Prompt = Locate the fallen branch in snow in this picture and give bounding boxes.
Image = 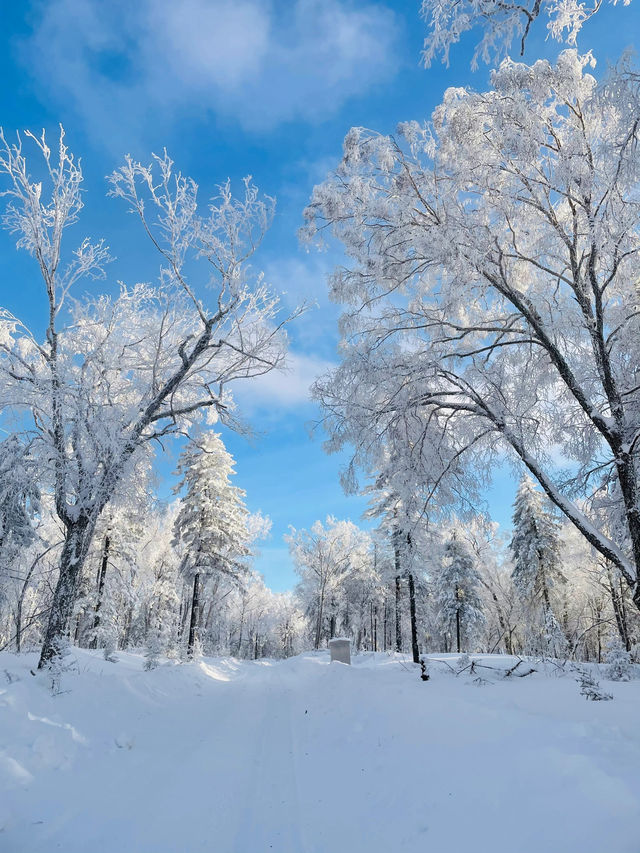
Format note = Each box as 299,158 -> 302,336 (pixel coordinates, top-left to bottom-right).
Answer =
467,658 -> 537,679
577,671 -> 613,701
503,659 -> 537,678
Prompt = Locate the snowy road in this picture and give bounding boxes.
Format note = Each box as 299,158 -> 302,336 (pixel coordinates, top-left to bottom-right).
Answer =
2,650 -> 640,852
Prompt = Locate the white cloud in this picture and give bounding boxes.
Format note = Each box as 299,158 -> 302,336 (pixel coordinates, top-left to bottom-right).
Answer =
232,350 -> 335,412
19,0 -> 399,142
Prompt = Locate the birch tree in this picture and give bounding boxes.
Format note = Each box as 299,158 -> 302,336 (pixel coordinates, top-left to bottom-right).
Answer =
0,128 -> 298,667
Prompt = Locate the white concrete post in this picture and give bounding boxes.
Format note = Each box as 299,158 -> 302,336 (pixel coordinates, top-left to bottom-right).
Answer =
329,638 -> 351,665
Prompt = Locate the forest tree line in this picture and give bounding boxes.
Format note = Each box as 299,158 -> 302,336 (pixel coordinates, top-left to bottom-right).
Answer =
2,0 -> 640,669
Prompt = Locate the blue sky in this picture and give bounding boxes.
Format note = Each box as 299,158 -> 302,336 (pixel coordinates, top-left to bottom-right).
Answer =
0,0 -> 637,590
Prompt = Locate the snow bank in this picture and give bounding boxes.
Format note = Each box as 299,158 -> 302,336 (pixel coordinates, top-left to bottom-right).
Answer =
1,649 -> 639,852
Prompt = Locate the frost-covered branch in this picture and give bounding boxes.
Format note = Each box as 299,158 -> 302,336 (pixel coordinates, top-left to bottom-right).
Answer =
304,52 -> 640,609
420,0 -> 629,69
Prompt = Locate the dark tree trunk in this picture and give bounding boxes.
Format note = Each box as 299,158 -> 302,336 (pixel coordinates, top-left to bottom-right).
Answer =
236,596 -> 246,657
408,573 -> 420,664
90,535 -> 111,648
179,584 -> 191,642
15,564 -> 36,653
187,572 -> 201,658
38,517 -> 94,669
395,576 -> 402,652
383,597 -> 388,651
15,603 -> 23,654
456,606 -> 461,654
314,585 -> 326,650
607,564 -> 631,651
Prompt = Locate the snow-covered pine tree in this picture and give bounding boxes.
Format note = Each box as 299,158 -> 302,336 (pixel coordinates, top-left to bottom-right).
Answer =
511,475 -> 565,608
173,433 -> 252,657
510,475 -> 567,655
435,533 -> 484,653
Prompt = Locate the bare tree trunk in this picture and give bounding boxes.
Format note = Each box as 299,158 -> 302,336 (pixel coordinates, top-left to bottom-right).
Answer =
606,564 -> 631,651
90,535 -> 111,648
187,572 -> 201,658
15,545 -> 58,652
383,597 -> 388,651
178,583 -> 191,643
38,517 -> 94,669
395,576 -> 402,652
456,605 -> 461,654
236,596 -> 246,657
408,573 -> 420,664
315,585 -> 325,650
15,602 -> 23,654
478,576 -> 512,654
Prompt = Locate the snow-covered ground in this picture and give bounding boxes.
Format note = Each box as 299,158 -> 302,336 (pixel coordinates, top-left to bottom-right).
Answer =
1,649 -> 639,853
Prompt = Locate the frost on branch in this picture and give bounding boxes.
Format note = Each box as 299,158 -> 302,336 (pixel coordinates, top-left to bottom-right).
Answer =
420,0 -> 630,69
0,128 -> 298,668
304,51 -> 640,615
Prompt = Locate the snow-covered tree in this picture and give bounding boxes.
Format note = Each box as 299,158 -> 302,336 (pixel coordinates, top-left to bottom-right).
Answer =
0,436 -> 40,578
287,517 -> 373,649
420,0 -> 625,69
304,52 -> 640,615
510,476 -> 568,656
511,476 -> 565,609
604,639 -> 633,681
434,533 -> 484,652
0,129 -> 297,668
173,433 -> 256,657
365,484 -> 425,660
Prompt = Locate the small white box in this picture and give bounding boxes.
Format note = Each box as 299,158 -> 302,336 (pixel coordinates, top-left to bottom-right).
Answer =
329,638 -> 351,665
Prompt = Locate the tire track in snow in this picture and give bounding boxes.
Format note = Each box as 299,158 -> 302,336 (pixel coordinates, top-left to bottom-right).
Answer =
232,666 -> 308,853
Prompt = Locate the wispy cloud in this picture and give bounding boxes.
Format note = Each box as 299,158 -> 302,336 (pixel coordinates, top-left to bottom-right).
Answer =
232,350 -> 335,414
18,0 -> 399,145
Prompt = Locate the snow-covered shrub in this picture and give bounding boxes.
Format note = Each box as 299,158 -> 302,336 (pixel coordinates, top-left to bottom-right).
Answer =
604,642 -> 632,682
457,653 -> 471,672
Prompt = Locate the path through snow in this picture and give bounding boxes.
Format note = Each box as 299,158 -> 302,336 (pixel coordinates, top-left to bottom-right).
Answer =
1,650 -> 639,852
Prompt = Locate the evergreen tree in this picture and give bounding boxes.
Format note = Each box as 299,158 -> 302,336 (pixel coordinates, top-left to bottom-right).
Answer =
435,533 -> 484,653
510,475 -> 565,609
173,433 -> 252,657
